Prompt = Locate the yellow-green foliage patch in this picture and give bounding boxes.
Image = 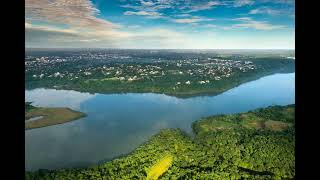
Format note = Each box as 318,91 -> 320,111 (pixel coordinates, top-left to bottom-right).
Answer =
281,107 -> 295,121
239,114 -> 264,130
242,119 -> 265,130
84,79 -> 99,83
197,116 -> 238,133
25,107 -> 86,130
100,77 -> 119,81
146,154 -> 174,180
264,120 -> 290,131
194,106 -> 294,135
25,105 -> 295,179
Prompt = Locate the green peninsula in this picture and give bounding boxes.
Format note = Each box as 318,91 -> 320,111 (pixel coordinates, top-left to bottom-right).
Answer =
25,50 -> 295,97
26,104 -> 295,179
25,102 -> 86,130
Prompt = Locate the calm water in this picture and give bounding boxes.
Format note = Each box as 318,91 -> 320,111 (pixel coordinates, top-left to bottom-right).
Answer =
25,73 -> 295,171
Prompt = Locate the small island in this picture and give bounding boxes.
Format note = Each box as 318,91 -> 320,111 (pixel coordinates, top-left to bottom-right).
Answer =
26,104 -> 294,179
25,102 -> 86,130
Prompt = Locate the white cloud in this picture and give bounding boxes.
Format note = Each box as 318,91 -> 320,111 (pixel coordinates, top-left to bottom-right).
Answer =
184,1 -> 222,13
249,7 -> 281,15
25,0 -> 294,49
26,88 -> 95,110
140,0 -> 155,6
26,22 -> 197,48
175,14 -> 192,17
173,19 -> 199,23
204,24 -> 233,30
232,17 -> 285,30
249,6 -> 295,17
25,23 -> 79,39
121,1 -> 172,12
25,22 -> 132,47
123,28 -> 198,49
124,10 -> 162,18
172,17 -> 214,24
234,0 -> 254,7
26,0 -> 120,30
27,24 -> 121,40
122,0 -> 223,17
259,0 -> 295,4
26,23 -> 294,49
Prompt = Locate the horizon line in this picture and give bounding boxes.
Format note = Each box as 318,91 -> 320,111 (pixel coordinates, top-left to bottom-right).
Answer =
25,48 -> 295,50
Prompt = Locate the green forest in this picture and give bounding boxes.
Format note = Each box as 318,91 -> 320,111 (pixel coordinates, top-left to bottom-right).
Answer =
26,104 -> 295,179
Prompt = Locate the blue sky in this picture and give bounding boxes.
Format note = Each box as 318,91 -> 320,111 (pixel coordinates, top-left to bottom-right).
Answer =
25,0 -> 295,49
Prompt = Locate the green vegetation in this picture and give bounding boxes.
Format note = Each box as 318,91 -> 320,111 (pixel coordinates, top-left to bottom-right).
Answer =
25,102 -> 37,112
26,52 -> 295,98
26,104 -> 294,179
25,103 -> 86,130
146,154 -> 173,180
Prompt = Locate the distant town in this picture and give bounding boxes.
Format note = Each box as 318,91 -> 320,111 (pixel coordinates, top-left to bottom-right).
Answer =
25,50 -> 295,97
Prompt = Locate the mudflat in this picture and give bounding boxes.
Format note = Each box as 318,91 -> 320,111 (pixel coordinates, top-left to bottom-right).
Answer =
25,107 -> 86,130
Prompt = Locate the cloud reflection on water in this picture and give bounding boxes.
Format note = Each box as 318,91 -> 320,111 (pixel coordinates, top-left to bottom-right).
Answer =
25,73 -> 295,171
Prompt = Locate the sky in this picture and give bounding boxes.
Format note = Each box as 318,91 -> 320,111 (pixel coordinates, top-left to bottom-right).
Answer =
25,0 -> 295,49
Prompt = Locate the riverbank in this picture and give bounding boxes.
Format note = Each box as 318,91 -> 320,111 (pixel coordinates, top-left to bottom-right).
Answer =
25,103 -> 86,130
26,104 -> 295,179
26,57 -> 294,98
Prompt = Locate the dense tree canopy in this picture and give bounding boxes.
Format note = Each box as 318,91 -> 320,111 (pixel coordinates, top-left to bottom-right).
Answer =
26,105 -> 295,179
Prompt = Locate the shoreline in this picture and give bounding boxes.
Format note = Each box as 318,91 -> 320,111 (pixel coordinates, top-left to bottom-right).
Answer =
25,72 -> 295,99
26,104 -> 295,179
25,106 -> 87,130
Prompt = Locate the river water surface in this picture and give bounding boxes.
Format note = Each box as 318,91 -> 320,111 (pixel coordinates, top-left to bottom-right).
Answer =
25,73 -> 295,171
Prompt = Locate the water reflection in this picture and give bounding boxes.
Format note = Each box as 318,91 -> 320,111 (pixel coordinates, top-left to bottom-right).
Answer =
25,73 -> 295,171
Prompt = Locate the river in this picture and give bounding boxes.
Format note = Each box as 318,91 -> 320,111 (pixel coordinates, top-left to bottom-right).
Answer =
25,73 -> 295,171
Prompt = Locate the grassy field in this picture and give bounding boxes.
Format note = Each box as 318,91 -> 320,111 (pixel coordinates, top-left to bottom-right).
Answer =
26,104 -> 294,179
25,104 -> 86,130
